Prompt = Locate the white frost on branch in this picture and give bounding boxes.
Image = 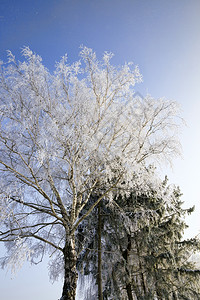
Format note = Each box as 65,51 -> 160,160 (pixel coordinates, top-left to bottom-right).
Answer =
0,46 -> 182,281
0,237 -> 33,274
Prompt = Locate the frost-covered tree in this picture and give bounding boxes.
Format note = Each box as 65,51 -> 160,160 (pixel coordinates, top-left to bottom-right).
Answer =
83,180 -> 200,300
128,187 -> 200,300
0,47 -> 181,299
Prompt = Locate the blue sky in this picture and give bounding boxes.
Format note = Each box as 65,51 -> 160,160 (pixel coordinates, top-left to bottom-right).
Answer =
0,1 -> 200,299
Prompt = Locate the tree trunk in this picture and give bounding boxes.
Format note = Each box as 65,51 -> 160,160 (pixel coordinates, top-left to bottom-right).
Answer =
153,266 -> 163,300
126,282 -> 134,300
61,236 -> 78,300
122,234 -> 134,300
97,202 -> 103,300
135,238 -> 147,297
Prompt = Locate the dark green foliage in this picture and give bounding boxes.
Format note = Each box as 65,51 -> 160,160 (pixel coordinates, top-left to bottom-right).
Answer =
77,180 -> 200,299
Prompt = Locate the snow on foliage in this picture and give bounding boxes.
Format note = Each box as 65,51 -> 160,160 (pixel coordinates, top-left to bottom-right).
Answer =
0,46 -> 182,298
0,237 -> 33,274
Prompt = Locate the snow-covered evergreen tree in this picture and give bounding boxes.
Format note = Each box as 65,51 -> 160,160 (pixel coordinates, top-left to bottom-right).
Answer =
79,178 -> 200,299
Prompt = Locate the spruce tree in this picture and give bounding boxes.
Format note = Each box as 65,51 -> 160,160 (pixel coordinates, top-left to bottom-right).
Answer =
77,178 -> 200,300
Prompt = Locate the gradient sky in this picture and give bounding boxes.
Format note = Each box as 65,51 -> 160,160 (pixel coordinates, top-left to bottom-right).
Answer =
0,1 -> 200,299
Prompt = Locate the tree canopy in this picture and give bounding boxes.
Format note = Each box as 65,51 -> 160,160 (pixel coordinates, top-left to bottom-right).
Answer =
0,47 -> 183,299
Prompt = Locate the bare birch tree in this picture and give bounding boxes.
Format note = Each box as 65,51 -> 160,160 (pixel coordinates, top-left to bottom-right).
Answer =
0,47 -> 181,299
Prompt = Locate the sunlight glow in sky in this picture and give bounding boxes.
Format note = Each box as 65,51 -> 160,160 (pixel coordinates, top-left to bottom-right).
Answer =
0,1 -> 200,299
